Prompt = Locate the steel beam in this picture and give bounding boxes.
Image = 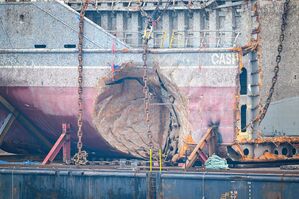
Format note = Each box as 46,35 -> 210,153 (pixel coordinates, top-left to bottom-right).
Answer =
183,128 -> 214,169
42,123 -> 71,165
0,113 -> 15,146
0,95 -> 52,150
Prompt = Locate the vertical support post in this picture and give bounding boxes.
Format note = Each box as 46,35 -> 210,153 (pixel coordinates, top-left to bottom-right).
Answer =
162,13 -> 170,48
249,52 -> 259,138
62,123 -> 71,165
224,1 -> 233,47
150,148 -> 153,172
131,13 -> 139,47
116,12 -> 124,39
208,129 -> 217,156
209,10 -> 217,47
159,149 -> 162,172
193,12 -> 201,48
101,12 -> 109,30
177,11 -> 185,48
42,123 -> 71,165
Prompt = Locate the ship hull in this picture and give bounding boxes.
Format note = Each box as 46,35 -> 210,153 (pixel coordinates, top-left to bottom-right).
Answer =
0,86 -> 126,157
0,84 -> 236,158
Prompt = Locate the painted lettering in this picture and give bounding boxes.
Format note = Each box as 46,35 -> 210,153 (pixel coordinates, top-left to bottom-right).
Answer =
211,53 -> 236,65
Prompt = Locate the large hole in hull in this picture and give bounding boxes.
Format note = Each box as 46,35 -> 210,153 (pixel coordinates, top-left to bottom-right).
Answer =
92,64 -> 189,159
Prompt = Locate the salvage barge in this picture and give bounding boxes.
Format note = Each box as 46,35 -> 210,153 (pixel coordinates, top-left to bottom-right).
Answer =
1,0 -> 299,163
1,164 -> 299,198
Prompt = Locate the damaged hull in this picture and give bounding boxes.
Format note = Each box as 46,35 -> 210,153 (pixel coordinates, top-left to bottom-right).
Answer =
0,0 -> 240,158
0,47 -> 239,158
0,81 -> 237,158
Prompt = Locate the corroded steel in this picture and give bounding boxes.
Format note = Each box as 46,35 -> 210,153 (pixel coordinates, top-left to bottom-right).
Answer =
237,136 -> 299,145
234,48 -> 243,139
72,0 -> 89,165
257,0 -> 290,124
141,0 -> 172,157
244,0 -> 291,130
142,40 -> 154,153
183,128 -> 213,169
5,0 -> 297,163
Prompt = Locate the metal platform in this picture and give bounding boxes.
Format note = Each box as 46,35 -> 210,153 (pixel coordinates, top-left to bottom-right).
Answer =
0,165 -> 299,199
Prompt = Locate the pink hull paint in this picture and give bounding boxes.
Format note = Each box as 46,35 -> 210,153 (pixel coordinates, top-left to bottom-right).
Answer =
0,86 -> 123,157
180,87 -> 236,144
0,85 -> 236,157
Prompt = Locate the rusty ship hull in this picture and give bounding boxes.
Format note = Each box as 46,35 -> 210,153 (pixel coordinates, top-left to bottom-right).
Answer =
1,0 -> 299,162
0,81 -> 237,157
0,48 -> 239,157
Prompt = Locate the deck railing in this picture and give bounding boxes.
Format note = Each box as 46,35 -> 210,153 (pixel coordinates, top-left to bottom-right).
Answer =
108,30 -> 241,48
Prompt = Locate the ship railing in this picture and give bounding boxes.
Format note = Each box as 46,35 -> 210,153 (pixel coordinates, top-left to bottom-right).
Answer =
108,30 -> 167,48
108,30 -> 241,48
64,0 -> 219,12
169,30 -> 241,48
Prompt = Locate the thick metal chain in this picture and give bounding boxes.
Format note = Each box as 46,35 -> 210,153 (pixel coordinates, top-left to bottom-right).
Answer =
141,0 -> 172,154
142,39 -> 154,150
73,0 -> 89,165
245,0 -> 290,130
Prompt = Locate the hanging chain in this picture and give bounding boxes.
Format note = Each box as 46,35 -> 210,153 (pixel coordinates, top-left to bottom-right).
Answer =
72,0 -> 90,165
142,38 -> 154,150
141,0 -> 171,154
244,0 -> 290,130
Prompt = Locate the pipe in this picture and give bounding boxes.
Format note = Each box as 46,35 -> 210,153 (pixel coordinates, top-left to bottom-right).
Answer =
0,168 -> 146,177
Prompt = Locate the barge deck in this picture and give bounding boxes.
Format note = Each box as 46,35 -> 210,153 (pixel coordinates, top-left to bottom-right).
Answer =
0,164 -> 299,199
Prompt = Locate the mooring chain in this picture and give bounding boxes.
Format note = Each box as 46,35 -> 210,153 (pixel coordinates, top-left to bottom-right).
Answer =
142,39 -> 154,151
72,0 -> 90,165
244,0 -> 290,131
141,0 -> 172,156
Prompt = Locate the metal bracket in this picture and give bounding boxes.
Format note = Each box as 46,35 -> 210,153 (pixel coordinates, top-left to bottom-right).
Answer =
42,123 -> 71,165
183,128 -> 216,169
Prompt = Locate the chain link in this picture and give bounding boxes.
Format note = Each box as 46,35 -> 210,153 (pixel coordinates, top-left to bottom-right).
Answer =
244,0 -> 290,131
142,37 -> 154,150
72,0 -> 90,165
141,0 -> 172,155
